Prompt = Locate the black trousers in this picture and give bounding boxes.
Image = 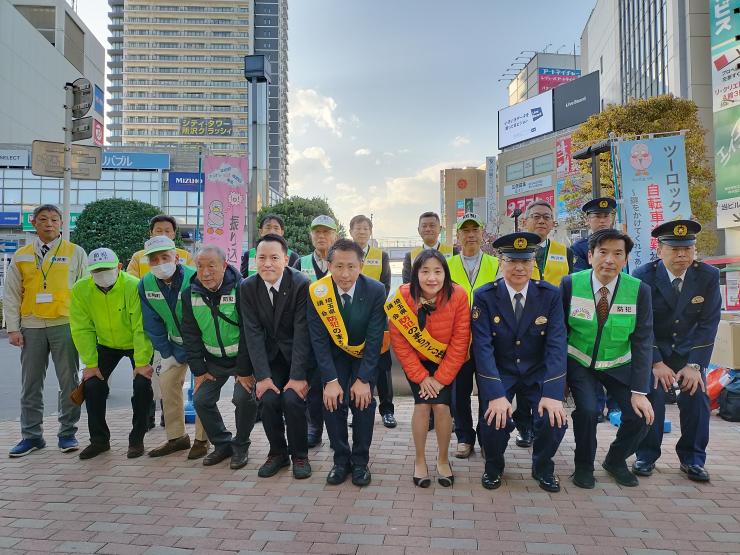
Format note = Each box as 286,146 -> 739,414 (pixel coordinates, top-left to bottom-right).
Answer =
512,392 -> 533,435
84,345 -> 153,446
306,370 -> 324,438
567,361 -> 649,471
375,350 -> 394,415
260,354 -> 308,458
452,358 -> 478,444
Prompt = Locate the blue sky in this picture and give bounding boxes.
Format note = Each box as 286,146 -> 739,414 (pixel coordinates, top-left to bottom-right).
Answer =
77,0 -> 595,238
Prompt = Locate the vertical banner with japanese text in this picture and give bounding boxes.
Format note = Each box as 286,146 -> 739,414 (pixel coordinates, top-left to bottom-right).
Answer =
555,135 -> 590,221
619,136 -> 692,269
202,156 -> 248,267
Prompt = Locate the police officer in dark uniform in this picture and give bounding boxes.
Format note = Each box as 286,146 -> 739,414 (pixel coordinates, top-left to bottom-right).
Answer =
572,197 -> 617,272
472,232 -> 568,492
632,220 -> 720,482
572,197 -> 620,421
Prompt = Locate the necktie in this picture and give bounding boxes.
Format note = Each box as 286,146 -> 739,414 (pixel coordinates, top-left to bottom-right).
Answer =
514,292 -> 524,324
41,244 -> 49,258
596,286 -> 610,326
672,277 -> 683,295
341,293 -> 352,310
270,287 -> 278,310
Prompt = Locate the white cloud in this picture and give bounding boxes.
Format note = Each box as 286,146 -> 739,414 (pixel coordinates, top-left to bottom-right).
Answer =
451,135 -> 471,147
289,88 -> 342,137
290,146 -> 332,171
354,148 -> 371,157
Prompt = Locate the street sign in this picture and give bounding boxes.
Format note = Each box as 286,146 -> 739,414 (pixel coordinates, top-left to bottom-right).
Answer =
31,140 -> 102,180
71,116 -> 93,142
71,78 -> 92,119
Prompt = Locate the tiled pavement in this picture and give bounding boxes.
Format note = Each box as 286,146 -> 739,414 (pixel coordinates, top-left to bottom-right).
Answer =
0,398 -> 738,555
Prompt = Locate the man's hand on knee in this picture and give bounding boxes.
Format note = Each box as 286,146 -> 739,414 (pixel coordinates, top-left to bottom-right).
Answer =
83,367 -> 104,382
255,377 -> 280,400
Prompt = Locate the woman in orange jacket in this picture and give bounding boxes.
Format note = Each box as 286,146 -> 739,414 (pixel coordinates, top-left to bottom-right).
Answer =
387,250 -> 471,487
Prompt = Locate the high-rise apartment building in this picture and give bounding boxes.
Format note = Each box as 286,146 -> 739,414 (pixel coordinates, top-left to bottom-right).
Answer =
107,0 -> 288,197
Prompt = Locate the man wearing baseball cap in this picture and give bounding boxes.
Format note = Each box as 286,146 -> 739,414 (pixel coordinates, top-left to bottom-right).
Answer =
447,213 -> 499,459
70,248 -> 154,460
138,236 -> 209,460
632,219 -> 720,482
292,214 -> 338,447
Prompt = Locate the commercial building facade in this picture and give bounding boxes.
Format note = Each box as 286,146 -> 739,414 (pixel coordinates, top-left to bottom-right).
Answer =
440,168 -> 486,243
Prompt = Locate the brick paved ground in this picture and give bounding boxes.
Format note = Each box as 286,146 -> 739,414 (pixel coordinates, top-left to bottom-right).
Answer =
0,398 -> 738,554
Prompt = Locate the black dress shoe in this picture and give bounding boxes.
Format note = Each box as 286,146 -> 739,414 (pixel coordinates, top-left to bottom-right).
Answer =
202,447 -> 233,466
413,476 -> 431,488
532,471 -> 560,492
680,464 -> 710,482
571,467 -> 595,489
79,443 -> 110,460
230,450 -> 249,470
602,460 -> 639,487
307,433 -> 321,448
515,430 -> 533,448
127,443 -> 145,459
437,462 -> 454,487
632,460 -> 655,477
326,464 -> 351,485
352,465 -> 372,487
382,413 -> 397,428
258,454 -> 290,477
481,472 -> 502,490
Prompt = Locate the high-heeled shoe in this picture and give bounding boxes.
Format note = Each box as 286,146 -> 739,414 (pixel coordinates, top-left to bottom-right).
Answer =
413,463 -> 431,488
437,462 -> 454,487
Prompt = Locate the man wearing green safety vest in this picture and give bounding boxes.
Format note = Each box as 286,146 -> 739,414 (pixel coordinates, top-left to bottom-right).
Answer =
181,245 -> 257,470
448,212 -> 499,459
292,214 -> 338,447
240,213 -> 300,278
561,228 -> 655,489
138,236 -> 209,460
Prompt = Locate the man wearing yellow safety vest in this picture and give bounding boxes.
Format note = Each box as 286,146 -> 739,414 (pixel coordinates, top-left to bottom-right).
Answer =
447,213 -> 499,459
127,214 -> 193,430
138,236 -> 209,460
292,214 -> 338,447
515,199 -> 575,448
240,213 -> 300,278
562,228 -> 654,489
307,239 -> 387,487
5,204 -> 87,457
70,248 -> 154,460
349,214 -> 397,429
180,245 -> 257,470
402,212 -> 457,284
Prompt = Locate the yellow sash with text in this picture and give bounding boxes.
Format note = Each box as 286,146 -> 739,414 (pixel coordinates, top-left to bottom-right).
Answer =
309,275 -> 365,358
384,293 -> 448,364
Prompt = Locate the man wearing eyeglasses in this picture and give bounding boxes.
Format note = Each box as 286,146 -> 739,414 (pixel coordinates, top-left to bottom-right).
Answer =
514,200 -> 574,448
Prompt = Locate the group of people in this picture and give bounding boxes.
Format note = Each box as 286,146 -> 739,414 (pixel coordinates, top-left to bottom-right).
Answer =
4,196 -> 720,491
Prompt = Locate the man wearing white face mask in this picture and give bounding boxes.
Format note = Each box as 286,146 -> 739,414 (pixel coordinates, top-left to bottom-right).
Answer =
138,236 -> 209,459
70,248 -> 154,460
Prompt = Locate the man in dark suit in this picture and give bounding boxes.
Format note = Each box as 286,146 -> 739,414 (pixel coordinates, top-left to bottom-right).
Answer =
562,228 -> 655,489
240,234 -> 313,479
632,220 -> 720,482
307,239 -> 387,487
401,212 -> 457,284
473,232 -> 568,492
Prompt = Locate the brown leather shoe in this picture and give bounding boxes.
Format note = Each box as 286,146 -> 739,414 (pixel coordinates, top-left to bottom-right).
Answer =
127,444 -> 145,459
187,439 -> 209,460
148,435 -> 191,458
455,443 -> 474,459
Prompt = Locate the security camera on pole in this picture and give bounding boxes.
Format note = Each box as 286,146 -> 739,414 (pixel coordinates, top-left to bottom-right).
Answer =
63,78 -> 93,240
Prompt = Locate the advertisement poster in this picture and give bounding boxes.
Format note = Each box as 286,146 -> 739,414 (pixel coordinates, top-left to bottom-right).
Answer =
506,190 -> 554,217
555,135 -> 590,221
619,135 -> 692,268
715,105 -> 740,228
498,90 -> 554,148
538,67 -> 581,93
202,156 -> 249,266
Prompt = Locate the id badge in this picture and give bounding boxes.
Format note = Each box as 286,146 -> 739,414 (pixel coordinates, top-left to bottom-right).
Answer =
36,293 -> 53,304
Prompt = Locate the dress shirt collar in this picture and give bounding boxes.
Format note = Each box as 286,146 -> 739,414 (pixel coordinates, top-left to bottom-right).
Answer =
504,280 -> 529,304
664,266 -> 688,283
422,241 -> 441,251
36,234 -> 61,255
263,273 -> 283,295
591,271 -> 619,299
337,282 -> 356,301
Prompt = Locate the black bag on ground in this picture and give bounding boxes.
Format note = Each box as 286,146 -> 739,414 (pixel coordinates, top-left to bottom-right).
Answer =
719,388 -> 740,422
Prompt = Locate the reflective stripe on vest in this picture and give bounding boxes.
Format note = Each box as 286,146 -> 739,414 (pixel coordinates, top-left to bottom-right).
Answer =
410,243 -> 454,264
567,270 -> 639,371
447,253 -> 499,306
142,266 -> 196,345
247,247 -> 293,277
16,240 -> 75,319
300,254 -> 318,282
533,240 -> 569,286
191,288 -> 240,358
361,246 -> 383,281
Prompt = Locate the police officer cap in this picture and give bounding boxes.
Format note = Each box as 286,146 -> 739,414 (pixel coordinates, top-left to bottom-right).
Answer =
651,219 -> 701,246
582,197 -> 616,214
493,232 -> 540,259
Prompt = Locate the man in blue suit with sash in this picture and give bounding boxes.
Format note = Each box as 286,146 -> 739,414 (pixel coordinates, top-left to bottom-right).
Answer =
307,239 -> 387,487
562,228 -> 655,489
632,220 -> 720,482
472,232 -> 568,492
